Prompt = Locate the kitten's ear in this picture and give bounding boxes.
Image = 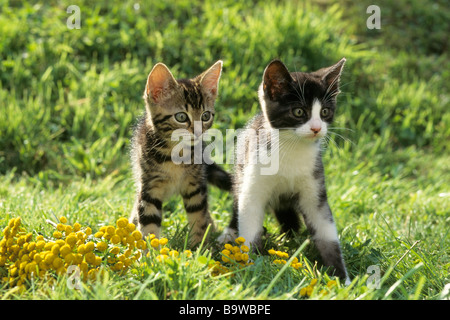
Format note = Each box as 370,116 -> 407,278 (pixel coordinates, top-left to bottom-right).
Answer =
198,60 -> 223,100
263,59 -> 293,101
145,63 -> 178,104
320,57 -> 346,94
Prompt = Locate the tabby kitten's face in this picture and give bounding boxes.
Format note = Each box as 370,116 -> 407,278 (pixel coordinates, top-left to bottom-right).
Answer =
259,58 -> 346,141
144,61 -> 223,145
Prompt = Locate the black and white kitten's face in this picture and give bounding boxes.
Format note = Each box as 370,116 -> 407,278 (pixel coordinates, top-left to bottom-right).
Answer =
259,58 -> 346,141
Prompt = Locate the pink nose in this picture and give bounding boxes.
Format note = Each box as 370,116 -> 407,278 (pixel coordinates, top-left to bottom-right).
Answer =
310,126 -> 321,134
310,120 -> 322,134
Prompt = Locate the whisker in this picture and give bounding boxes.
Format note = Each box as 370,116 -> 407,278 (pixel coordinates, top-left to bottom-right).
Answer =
327,130 -> 355,146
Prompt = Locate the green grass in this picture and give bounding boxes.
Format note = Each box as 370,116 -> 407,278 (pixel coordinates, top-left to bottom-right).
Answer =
0,0 -> 449,300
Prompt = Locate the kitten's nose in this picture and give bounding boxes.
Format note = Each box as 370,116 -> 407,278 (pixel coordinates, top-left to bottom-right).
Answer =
310,120 -> 322,134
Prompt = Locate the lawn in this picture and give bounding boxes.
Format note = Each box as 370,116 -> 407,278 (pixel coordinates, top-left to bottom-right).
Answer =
0,0 -> 448,301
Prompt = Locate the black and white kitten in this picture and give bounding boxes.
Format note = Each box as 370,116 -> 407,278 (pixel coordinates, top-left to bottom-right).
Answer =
220,58 -> 350,283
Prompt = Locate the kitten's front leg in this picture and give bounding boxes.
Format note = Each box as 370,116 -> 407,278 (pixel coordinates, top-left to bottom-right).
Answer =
132,189 -> 165,239
237,172 -> 273,251
181,177 -> 214,246
300,200 -> 349,283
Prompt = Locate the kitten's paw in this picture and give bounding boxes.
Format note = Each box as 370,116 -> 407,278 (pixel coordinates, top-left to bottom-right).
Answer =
218,227 -> 238,244
344,277 -> 351,286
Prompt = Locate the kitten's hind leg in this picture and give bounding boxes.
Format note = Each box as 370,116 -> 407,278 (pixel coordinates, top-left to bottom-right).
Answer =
273,193 -> 302,236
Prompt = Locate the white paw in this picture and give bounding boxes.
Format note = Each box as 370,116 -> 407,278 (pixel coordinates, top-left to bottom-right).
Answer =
218,227 -> 238,244
344,277 -> 351,286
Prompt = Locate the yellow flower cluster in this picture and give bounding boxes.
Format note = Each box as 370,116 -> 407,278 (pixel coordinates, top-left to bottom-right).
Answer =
299,278 -> 339,298
0,216 -> 146,289
145,234 -> 192,263
268,248 -> 303,269
220,237 -> 251,265
208,237 -> 253,276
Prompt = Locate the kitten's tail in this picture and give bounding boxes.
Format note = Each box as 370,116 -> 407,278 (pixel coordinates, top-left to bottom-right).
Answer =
206,163 -> 232,191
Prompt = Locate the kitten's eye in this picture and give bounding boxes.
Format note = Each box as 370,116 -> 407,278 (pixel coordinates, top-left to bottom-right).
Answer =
201,111 -> 212,122
321,108 -> 331,117
292,108 -> 305,118
174,112 -> 188,123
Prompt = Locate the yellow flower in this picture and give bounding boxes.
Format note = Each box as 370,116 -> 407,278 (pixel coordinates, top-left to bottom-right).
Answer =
116,228 -> 127,238
150,238 -> 160,248
65,235 -> 77,247
240,245 -> 250,253
94,256 -> 102,266
94,231 -> 104,238
110,246 -> 120,255
114,261 -> 124,271
160,247 -> 170,255
55,266 -> 66,276
51,244 -> 60,255
234,252 -> 243,261
85,227 -> 92,236
136,240 -> 147,250
117,218 -> 129,229
65,225 -> 73,235
310,278 -> 318,286
292,262 -> 303,269
131,230 -> 142,241
56,223 -> 65,231
184,250 -> 192,258
44,253 -> 56,265
126,223 -> 136,233
327,280 -> 337,288
96,242 -> 107,252
85,241 -> 95,252
159,238 -> 168,246
77,244 -> 86,255
60,245 -> 71,257
224,243 -> 233,250
268,249 -> 276,255
235,237 -> 245,245
231,246 -> 240,254
76,232 -> 85,241
110,235 -> 121,244
106,226 -> 115,235
125,235 -> 135,246
53,231 -> 62,239
59,216 -> 67,224
44,242 -> 54,251
299,287 -> 307,297
52,257 -> 63,269
64,253 -> 75,264
156,255 -> 169,262
73,222 -> 81,232
85,252 -> 96,265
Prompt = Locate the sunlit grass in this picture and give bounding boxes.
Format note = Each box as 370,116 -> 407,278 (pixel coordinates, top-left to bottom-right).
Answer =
0,0 -> 448,300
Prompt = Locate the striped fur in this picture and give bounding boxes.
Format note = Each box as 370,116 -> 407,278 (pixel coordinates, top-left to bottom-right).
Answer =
130,61 -> 231,246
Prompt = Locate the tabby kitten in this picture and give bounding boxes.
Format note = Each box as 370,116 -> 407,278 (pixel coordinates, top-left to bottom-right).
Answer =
220,58 -> 350,282
130,61 -> 231,246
